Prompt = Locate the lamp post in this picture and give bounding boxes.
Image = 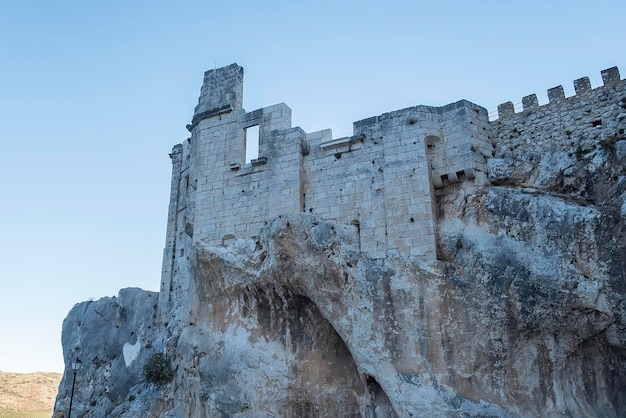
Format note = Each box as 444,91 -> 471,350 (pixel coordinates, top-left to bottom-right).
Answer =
68,358 -> 82,418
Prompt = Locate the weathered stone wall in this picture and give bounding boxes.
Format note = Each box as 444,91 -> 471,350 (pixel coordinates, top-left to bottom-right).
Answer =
159,64 -> 493,306
190,104 -> 294,246
160,65 -> 453,307
487,67 -> 626,201
493,67 -> 624,159
301,101 -> 492,260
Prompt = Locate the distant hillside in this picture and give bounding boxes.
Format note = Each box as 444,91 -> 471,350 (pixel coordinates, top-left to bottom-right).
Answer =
0,371 -> 61,417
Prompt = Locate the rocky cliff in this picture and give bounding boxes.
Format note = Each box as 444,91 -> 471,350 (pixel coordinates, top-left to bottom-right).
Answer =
54,73 -> 626,417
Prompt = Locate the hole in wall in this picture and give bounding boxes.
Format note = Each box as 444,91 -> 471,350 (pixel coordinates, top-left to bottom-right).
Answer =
591,120 -> 602,127
424,135 -> 441,146
351,219 -> 360,236
245,125 -> 260,163
222,234 -> 236,246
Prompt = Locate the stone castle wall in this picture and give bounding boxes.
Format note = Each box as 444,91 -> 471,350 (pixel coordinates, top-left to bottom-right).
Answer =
302,101 -> 491,259
159,64 -> 625,311
493,66 -> 625,157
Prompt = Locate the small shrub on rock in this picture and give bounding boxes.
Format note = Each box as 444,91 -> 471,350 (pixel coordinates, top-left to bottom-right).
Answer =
143,353 -> 173,385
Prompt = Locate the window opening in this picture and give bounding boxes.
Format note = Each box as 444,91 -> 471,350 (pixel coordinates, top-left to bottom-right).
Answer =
245,125 -> 260,163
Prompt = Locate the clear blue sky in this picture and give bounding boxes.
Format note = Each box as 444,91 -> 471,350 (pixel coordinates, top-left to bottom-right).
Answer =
1,1 -> 625,373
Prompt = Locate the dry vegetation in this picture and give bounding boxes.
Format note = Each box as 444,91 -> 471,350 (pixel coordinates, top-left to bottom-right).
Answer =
0,371 -> 61,418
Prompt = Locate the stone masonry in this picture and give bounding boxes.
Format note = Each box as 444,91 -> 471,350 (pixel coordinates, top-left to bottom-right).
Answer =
493,67 -> 625,157
158,63 -> 624,312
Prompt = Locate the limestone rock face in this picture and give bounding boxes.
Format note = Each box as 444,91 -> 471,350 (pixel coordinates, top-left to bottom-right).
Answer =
53,288 -> 168,418
169,205 -> 624,417
54,171 -> 626,417
55,199 -> 625,416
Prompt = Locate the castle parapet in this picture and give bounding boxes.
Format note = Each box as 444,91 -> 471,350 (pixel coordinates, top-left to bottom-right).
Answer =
497,102 -> 515,118
496,67 -> 623,120
491,66 -> 626,164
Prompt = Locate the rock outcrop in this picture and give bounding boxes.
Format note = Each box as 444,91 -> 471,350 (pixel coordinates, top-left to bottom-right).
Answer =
54,190 -> 626,417
54,288 -> 168,417
54,66 -> 626,417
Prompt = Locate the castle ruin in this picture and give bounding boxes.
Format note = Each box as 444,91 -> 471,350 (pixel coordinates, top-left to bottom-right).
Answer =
159,63 -> 624,311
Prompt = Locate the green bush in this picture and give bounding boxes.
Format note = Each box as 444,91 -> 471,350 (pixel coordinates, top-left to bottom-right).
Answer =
143,353 -> 173,385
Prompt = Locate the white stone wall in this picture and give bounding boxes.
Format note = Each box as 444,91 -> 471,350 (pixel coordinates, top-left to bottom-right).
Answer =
162,64 -> 495,266
159,138 -> 193,315
190,103 -> 296,248
304,128 -> 387,258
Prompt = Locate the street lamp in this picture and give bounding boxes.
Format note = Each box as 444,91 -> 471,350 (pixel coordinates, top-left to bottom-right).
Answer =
68,358 -> 82,418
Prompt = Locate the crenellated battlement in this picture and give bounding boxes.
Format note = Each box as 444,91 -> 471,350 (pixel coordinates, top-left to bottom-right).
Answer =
495,67 -> 623,120
490,66 -> 626,161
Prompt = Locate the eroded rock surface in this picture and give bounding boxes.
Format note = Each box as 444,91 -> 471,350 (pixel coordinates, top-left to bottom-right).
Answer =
55,199 -> 626,416
53,288 -> 169,417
